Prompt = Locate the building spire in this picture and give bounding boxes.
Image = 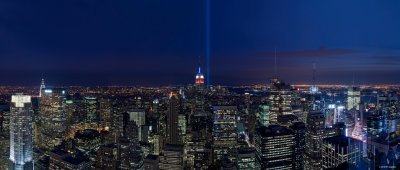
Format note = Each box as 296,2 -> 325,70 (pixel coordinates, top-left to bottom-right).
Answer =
195,56 -> 205,85
39,77 -> 45,97
198,56 -> 202,74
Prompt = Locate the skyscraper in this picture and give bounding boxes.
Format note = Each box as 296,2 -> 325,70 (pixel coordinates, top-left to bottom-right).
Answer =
167,93 -> 181,145
255,125 -> 295,170
347,87 -> 360,110
304,111 -> 325,170
84,96 -> 98,123
39,78 -> 45,97
290,122 -> 306,170
322,135 -> 362,169
269,79 -> 293,124
212,106 -> 238,163
9,94 -> 33,170
258,104 -> 270,127
128,109 -> 146,141
118,137 -> 144,170
39,88 -> 67,151
195,66 -> 205,86
177,114 -> 186,144
193,65 -> 206,115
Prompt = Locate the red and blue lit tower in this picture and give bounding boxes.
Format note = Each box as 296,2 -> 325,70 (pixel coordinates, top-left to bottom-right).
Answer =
195,67 -> 205,86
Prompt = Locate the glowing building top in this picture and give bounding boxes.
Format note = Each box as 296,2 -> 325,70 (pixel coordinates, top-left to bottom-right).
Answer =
195,67 -> 205,85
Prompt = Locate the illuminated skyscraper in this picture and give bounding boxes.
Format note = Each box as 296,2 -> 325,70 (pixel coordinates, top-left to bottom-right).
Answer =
39,88 -> 67,151
195,66 -> 205,86
258,104 -> 270,127
118,137 -> 144,170
304,111 -> 325,170
347,87 -> 360,110
177,114 -> 186,144
84,96 -> 98,123
193,65 -> 206,122
39,78 -> 45,97
128,109 -> 146,141
377,91 -> 398,117
98,97 -> 111,130
255,125 -> 295,169
9,94 -> 33,170
212,106 -> 238,163
269,79 -> 293,124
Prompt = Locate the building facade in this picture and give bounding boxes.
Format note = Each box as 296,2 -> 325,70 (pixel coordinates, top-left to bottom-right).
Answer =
255,125 -> 295,170
9,94 -> 33,170
322,135 -> 362,169
212,106 -> 238,163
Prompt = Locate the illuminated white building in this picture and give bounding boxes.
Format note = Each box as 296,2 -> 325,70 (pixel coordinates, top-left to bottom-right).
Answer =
347,87 -> 360,110
39,78 -> 45,97
128,109 -> 146,141
9,94 -> 33,170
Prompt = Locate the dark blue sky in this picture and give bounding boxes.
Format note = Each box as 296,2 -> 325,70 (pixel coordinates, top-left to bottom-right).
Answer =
1,0 -> 400,86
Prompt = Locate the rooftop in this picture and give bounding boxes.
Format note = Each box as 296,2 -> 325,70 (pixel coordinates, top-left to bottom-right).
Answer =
256,125 -> 293,137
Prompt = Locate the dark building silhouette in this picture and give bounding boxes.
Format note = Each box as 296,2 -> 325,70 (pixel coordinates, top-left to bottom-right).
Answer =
167,94 -> 181,145
290,122 -> 306,170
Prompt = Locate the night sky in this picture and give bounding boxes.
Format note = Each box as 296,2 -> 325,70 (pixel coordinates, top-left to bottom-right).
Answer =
1,0 -> 400,86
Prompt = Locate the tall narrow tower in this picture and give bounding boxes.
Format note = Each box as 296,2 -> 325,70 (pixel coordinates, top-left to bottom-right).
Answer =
195,57 -> 205,86
39,78 -> 45,97
167,93 -> 181,145
9,94 -> 33,170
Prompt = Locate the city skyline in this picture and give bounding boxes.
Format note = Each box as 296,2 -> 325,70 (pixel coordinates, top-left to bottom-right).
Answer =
1,0 -> 400,86
2,1 -> 400,169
